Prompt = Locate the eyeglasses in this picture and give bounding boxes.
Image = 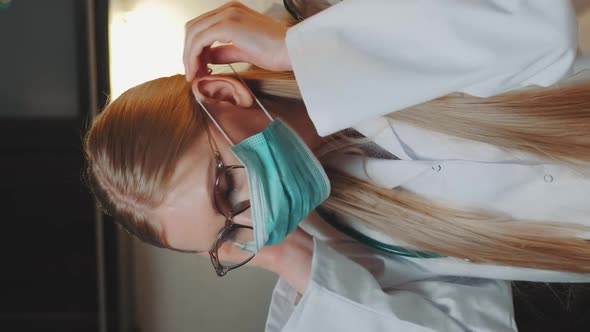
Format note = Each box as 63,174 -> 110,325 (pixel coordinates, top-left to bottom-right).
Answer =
283,0 -> 338,21
206,130 -> 255,277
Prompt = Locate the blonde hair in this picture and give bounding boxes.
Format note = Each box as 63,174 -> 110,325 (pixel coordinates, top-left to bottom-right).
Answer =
85,76 -> 206,248
238,68 -> 590,273
85,69 -> 590,273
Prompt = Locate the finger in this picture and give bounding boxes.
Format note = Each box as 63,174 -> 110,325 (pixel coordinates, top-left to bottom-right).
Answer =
183,4 -> 251,74
207,45 -> 251,65
184,15 -> 225,77
193,46 -> 213,78
184,10 -> 237,79
186,23 -> 234,82
184,1 -> 247,32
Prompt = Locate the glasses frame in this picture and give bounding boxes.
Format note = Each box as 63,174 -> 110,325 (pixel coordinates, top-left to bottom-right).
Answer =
283,0 -> 305,21
206,130 -> 255,277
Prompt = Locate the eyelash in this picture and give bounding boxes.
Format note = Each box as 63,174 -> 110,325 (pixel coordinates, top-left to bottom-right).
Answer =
221,171 -> 242,194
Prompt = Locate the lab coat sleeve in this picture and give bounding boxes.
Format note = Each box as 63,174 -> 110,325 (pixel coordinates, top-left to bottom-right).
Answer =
286,0 -> 578,136
267,239 -> 516,332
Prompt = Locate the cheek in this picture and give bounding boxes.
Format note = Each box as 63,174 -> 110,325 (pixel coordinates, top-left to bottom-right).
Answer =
216,107 -> 270,144
233,209 -> 252,227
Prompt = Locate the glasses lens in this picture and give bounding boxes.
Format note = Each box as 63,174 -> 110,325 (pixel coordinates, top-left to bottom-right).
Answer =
216,226 -> 255,269
215,167 -> 250,217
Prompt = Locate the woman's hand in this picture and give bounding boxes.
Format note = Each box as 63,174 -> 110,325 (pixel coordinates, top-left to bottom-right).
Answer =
183,1 -> 292,82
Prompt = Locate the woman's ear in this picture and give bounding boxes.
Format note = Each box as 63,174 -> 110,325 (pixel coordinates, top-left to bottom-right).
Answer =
191,75 -> 254,108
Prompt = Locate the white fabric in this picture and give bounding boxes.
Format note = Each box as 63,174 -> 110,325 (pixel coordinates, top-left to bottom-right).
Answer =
286,0 -> 580,136
266,1 -> 590,331
268,239 -> 517,332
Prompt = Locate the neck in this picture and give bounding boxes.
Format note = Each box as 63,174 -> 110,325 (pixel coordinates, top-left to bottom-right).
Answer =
267,98 -> 326,153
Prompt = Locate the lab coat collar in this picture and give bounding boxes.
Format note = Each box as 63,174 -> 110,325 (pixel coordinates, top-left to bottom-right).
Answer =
353,117 -> 415,160
330,116 -> 438,188
567,54 -> 590,82
325,154 -> 436,189
305,239 -> 437,312
574,54 -> 590,73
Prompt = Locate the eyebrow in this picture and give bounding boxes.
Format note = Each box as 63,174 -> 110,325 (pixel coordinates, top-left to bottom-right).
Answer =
208,153 -> 214,183
206,154 -> 217,210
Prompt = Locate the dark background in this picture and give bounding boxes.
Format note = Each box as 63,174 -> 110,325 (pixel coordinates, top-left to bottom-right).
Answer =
0,0 -> 588,331
0,1 -> 119,331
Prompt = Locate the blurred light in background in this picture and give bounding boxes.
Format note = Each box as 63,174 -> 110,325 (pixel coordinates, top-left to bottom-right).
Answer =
109,4 -> 184,99
0,0 -> 12,9
107,2 -> 283,332
108,0 -> 281,99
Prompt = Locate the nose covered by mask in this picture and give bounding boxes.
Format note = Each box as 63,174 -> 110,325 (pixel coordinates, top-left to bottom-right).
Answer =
232,119 -> 330,251
195,65 -> 331,253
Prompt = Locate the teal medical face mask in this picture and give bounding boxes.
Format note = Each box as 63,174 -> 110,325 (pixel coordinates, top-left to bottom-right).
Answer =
195,66 -> 331,252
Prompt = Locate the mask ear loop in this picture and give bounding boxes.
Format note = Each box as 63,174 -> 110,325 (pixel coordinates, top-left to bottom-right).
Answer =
194,95 -> 235,147
204,122 -> 222,158
194,63 -> 274,146
226,64 -> 273,122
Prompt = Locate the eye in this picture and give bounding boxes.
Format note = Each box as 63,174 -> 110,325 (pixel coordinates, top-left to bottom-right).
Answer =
229,169 -> 243,191
224,168 -> 249,208
215,170 -> 231,197
216,168 -> 242,199
225,170 -> 242,199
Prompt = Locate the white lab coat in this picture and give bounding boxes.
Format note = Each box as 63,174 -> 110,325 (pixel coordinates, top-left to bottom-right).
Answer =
265,1 -> 590,331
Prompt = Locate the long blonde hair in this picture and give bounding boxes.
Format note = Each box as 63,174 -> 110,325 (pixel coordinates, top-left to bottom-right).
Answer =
85,69 -> 590,273
85,76 -> 206,247
239,68 -> 590,273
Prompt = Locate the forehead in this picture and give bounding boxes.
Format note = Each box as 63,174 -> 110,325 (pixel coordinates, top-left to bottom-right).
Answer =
152,138 -> 226,251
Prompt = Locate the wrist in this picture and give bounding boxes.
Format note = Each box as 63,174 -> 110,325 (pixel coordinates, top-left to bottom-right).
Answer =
278,27 -> 293,71
277,39 -> 293,72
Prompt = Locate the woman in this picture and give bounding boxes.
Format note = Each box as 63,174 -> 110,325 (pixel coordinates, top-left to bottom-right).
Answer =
86,1 -> 590,331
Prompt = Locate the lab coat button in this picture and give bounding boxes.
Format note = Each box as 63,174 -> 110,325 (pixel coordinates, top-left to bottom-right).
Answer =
432,165 -> 442,172
544,175 -> 554,183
